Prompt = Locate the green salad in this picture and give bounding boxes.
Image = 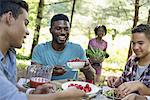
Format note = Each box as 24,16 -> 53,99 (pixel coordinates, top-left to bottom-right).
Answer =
86,46 -> 109,62
103,89 -> 121,100
103,89 -> 116,97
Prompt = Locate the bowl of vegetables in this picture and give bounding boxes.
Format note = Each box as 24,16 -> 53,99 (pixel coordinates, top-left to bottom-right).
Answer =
86,46 -> 109,63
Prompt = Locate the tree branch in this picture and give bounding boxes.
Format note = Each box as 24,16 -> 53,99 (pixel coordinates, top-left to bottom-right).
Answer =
44,0 -> 73,6
139,0 -> 150,7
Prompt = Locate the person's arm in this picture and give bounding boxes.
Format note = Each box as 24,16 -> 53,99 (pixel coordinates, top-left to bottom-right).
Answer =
77,44 -> 96,82
116,80 -> 150,98
80,60 -> 96,82
138,83 -> 150,95
117,81 -> 145,97
0,72 -> 27,100
1,71 -> 85,100
28,88 -> 86,100
122,93 -> 147,100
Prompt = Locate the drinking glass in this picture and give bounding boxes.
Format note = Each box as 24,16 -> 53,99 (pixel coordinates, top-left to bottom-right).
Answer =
26,65 -> 54,80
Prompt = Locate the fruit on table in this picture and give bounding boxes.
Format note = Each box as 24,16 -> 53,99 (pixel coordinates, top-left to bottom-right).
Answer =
68,58 -> 85,62
68,83 -> 92,93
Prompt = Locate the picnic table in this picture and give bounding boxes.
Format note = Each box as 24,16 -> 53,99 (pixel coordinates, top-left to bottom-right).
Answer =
18,78 -> 114,100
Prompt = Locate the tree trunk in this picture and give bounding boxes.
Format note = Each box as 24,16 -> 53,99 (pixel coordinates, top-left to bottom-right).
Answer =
30,0 -> 44,58
127,0 -> 140,59
132,0 -> 140,28
147,9 -> 150,24
70,0 -> 76,28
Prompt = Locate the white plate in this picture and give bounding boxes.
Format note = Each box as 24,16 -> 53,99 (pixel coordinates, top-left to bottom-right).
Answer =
17,78 -> 29,88
61,81 -> 99,95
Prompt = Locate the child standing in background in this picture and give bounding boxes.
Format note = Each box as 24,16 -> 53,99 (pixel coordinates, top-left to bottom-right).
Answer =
88,25 -> 108,82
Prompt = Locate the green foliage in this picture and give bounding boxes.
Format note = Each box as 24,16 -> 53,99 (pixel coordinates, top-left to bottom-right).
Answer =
17,60 -> 29,69
26,1 -> 39,29
86,46 -> 109,62
16,53 -> 31,60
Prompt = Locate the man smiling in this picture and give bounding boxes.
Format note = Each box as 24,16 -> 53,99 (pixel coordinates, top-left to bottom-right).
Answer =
32,14 -> 95,81
107,24 -> 150,98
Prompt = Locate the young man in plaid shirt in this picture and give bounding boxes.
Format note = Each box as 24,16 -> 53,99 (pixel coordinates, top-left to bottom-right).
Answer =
107,24 -> 150,98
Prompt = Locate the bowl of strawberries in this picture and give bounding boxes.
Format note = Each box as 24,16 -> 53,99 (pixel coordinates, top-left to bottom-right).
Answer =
67,58 -> 86,69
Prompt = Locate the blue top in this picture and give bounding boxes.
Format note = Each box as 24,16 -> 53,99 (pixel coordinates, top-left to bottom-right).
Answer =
0,49 -> 27,100
32,41 -> 87,80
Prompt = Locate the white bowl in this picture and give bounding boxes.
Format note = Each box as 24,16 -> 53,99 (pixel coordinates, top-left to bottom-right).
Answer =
67,61 -> 85,69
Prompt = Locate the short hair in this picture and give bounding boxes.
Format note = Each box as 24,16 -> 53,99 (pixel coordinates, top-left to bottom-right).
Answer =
0,0 -> 28,19
94,25 -> 107,35
132,24 -> 150,40
50,14 -> 69,27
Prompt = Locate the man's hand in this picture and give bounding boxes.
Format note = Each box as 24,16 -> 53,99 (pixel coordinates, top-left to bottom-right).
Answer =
117,81 -> 143,97
107,76 -> 120,88
80,60 -> 96,82
122,93 -> 147,100
33,83 -> 56,94
52,66 -> 66,76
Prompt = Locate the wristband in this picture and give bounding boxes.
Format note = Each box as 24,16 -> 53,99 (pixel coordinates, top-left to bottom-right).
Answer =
146,96 -> 150,100
26,88 -> 35,94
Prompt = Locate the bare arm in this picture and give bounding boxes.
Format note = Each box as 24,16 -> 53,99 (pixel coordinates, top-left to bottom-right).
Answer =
117,81 -> 150,98
138,83 -> 150,95
122,93 -> 147,100
80,60 -> 96,82
28,88 -> 85,100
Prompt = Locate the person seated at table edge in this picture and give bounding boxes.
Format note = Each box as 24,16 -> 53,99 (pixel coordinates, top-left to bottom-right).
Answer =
0,0 -> 86,100
31,13 -> 96,82
107,24 -> 150,98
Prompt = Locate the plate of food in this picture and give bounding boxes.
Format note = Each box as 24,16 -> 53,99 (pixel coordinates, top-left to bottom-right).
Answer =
103,89 -> 121,100
61,81 -> 99,95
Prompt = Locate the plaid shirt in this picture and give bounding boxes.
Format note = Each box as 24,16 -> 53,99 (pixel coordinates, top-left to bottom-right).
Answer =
115,56 -> 150,88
